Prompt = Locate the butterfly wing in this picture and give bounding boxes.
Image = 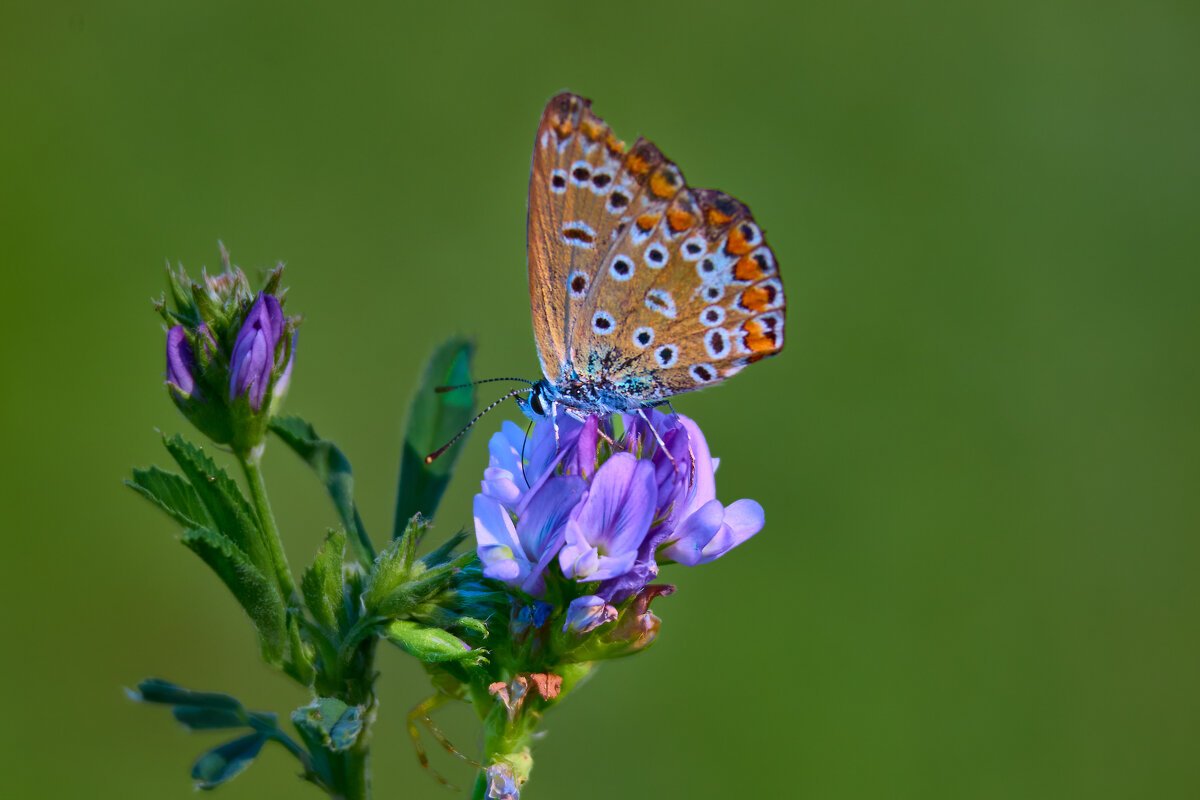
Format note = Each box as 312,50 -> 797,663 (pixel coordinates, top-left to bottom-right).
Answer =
527,93 -> 630,382
564,136 -> 785,402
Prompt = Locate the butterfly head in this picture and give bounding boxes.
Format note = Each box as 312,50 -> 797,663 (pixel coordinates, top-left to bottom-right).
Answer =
516,379 -> 556,422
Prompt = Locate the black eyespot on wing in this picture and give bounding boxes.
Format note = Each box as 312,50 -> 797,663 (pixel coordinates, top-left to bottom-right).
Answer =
700,258 -> 715,274
572,166 -> 590,181
571,275 -> 587,293
610,191 -> 630,209
551,174 -> 566,189
636,331 -> 651,345
686,242 -> 702,255
592,173 -> 612,189
708,331 -> 726,355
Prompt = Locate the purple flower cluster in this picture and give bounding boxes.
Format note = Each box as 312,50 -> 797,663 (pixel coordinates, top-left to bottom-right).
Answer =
473,410 -> 764,633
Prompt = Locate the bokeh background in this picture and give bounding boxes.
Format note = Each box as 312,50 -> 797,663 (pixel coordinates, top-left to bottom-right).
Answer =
2,1 -> 1197,797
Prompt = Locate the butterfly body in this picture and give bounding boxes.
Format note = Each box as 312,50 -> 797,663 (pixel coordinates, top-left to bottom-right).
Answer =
521,93 -> 785,423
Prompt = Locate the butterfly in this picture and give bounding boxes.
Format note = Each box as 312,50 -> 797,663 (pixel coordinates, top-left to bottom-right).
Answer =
426,93 -> 786,463
517,92 -> 785,425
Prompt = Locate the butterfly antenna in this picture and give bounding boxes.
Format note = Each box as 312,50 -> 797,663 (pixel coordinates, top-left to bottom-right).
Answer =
424,387 -> 527,464
435,377 -> 534,394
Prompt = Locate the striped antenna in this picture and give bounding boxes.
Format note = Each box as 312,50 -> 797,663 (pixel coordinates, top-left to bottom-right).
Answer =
435,377 -> 534,394
424,387 -> 528,464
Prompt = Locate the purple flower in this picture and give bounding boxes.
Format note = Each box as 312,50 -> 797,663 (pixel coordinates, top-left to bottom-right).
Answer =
165,325 -> 196,397
563,595 -> 617,634
228,293 -> 285,411
558,453 -> 657,581
472,410 -> 764,602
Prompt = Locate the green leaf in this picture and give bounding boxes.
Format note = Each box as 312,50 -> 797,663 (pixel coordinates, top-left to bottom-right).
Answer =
291,698 -> 363,753
192,732 -> 268,789
163,435 -> 271,576
181,526 -> 287,664
393,338 -> 476,536
132,678 -> 244,710
172,705 -> 248,731
126,467 -> 214,530
301,529 -> 346,633
269,416 -> 375,563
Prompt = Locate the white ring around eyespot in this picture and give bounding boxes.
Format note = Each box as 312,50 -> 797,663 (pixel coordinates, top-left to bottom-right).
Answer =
567,270 -> 589,298
589,167 -> 615,195
644,243 -> 669,269
654,344 -> 679,368
700,305 -> 726,327
549,169 -> 568,195
609,255 -> 634,282
681,235 -> 707,261
645,289 -> 676,319
569,160 -> 592,187
689,363 -> 718,384
704,328 -> 731,360
632,327 -> 654,349
591,310 -> 615,336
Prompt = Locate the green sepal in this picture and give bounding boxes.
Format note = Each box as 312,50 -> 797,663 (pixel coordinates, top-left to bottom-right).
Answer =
165,261 -> 200,325
285,611 -> 316,687
393,338 -> 475,535
125,466 -> 213,530
301,529 -> 346,633
291,698 -> 363,753
162,435 -> 271,577
181,526 -> 287,664
383,620 -> 484,665
362,515 -> 424,616
191,732 -> 268,789
269,416 -> 374,563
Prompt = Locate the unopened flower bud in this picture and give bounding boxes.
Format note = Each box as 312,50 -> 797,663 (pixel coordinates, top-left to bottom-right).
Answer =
562,595 -> 617,634
165,326 -> 196,398
229,293 -> 286,412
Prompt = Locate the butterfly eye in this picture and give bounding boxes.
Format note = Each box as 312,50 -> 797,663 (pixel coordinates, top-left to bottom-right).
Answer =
529,391 -> 546,416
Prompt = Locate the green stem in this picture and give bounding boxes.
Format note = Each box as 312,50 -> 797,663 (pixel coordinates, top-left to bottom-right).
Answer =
238,451 -> 297,601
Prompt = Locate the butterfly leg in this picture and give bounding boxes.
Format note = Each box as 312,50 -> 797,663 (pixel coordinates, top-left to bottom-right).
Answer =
636,408 -> 677,469
407,692 -> 480,789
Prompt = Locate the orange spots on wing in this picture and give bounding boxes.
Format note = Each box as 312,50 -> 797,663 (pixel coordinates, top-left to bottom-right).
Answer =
555,119 -> 574,139
581,119 -> 605,141
742,319 -> 779,353
667,208 -> 695,232
734,255 -> 765,281
636,213 -> 660,232
739,286 -> 772,313
606,134 -> 626,156
650,172 -> 677,199
725,225 -> 753,255
705,206 -> 733,226
626,152 -> 652,177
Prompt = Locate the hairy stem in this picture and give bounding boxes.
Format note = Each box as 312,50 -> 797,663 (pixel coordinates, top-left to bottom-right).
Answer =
238,451 -> 297,601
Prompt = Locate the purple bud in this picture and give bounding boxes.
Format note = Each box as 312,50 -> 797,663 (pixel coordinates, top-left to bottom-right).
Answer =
165,325 -> 196,397
228,293 -> 285,411
563,595 -> 618,634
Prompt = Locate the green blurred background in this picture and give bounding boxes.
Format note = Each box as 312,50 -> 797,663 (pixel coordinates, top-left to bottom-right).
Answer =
2,1 -> 1197,797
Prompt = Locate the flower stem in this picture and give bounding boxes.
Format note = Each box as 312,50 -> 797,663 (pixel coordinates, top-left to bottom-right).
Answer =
238,451 -> 297,601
